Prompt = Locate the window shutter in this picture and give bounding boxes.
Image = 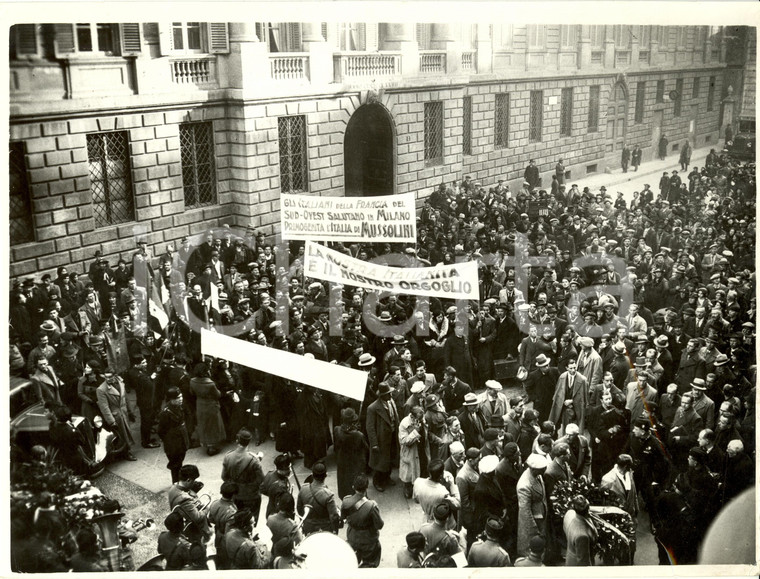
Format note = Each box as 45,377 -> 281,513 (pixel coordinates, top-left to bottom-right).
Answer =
321,23 -> 328,42
118,23 -> 142,55
287,23 -> 301,52
54,23 -> 75,56
14,24 -> 39,56
365,23 -> 378,51
208,22 -> 229,54
157,22 -> 174,55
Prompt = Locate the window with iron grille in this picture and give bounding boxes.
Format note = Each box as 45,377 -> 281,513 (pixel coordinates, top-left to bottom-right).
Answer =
495,93 -> 509,149
180,122 -> 217,209
560,88 -> 573,137
588,85 -> 600,133
529,91 -> 543,143
278,115 -> 309,192
86,131 -> 135,228
692,77 -> 700,99
463,96 -> 472,156
635,81 -> 645,123
656,80 -> 665,103
707,76 -> 715,111
9,141 -> 35,245
674,78 -> 683,117
424,101 -> 444,165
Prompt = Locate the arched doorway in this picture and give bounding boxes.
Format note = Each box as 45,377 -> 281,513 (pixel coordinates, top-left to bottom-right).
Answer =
344,103 -> 395,196
605,82 -> 628,154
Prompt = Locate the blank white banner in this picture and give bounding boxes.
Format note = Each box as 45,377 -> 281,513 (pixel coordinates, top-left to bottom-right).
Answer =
201,329 -> 367,401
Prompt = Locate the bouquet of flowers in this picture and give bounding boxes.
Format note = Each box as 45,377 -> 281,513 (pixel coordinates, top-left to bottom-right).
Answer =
551,477 -> 636,564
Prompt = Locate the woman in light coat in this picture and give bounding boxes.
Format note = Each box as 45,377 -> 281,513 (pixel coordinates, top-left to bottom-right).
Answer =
398,406 -> 430,498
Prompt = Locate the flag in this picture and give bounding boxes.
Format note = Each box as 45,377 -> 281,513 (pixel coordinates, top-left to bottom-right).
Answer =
104,328 -> 129,374
149,280 -> 169,331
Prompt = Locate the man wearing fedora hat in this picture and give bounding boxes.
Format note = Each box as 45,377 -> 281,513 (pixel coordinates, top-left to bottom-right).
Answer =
366,382 -> 400,492
523,354 -> 559,422
674,338 -> 705,394
333,408 -> 367,500
690,377 -> 715,431
458,392 -> 487,451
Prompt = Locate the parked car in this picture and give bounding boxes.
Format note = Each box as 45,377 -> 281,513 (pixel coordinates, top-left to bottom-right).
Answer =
10,376 -> 115,477
723,132 -> 756,160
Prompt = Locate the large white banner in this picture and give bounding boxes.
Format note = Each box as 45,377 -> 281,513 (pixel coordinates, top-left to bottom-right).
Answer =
280,193 -> 416,242
304,241 -> 479,300
201,329 -> 367,401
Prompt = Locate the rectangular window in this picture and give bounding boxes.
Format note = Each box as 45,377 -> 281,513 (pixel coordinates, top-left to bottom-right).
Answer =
424,101 -> 444,165
590,25 -> 605,49
657,25 -> 670,47
527,25 -> 546,49
86,131 -> 135,227
463,96 -> 472,156
172,22 -> 202,52
494,24 -> 513,49
9,142 -> 35,245
635,81 -> 645,123
656,80 -> 665,103
529,90 -> 543,143
67,22 -> 115,53
637,25 -> 651,47
707,76 -> 716,111
278,115 -> 309,193
613,25 -> 630,48
677,26 -> 688,48
180,122 -> 217,209
10,24 -> 39,57
692,77 -> 700,99
674,78 -> 683,117
588,85 -> 600,133
560,25 -> 577,49
495,93 -> 510,149
338,23 -> 366,51
560,88 -> 573,137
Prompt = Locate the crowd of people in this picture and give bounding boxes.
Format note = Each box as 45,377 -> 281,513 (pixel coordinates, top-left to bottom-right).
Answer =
8,148 -> 756,569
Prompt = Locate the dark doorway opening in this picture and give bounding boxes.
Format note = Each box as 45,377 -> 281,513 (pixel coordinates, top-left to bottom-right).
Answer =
344,103 -> 394,196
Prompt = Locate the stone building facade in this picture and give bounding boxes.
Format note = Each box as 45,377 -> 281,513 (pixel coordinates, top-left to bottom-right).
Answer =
8,22 -> 747,278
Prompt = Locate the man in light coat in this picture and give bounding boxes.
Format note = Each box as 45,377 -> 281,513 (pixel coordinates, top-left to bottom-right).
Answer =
548,359 -> 589,435
516,453 -> 548,557
576,337 -> 603,400
96,368 -> 136,461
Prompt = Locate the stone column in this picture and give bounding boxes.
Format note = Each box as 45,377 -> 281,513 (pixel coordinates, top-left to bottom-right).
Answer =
380,23 -> 419,76
227,22 -> 268,91
302,22 -> 331,85
475,23 -> 492,74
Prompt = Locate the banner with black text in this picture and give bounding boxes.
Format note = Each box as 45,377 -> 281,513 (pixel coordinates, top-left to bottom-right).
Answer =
304,241 -> 479,300
280,193 -> 416,242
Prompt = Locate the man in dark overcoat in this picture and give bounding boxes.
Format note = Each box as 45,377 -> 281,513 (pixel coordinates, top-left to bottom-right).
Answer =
156,387 -> 190,484
366,382 -> 400,492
